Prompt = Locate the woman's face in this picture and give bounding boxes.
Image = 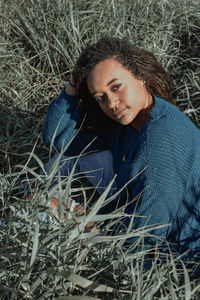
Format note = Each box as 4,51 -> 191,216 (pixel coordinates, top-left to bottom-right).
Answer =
87,58 -> 152,126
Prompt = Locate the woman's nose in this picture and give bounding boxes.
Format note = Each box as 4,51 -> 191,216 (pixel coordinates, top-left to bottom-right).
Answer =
107,94 -> 119,109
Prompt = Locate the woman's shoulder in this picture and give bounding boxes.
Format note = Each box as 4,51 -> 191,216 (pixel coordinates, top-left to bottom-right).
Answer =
144,96 -> 200,169
149,96 -> 200,137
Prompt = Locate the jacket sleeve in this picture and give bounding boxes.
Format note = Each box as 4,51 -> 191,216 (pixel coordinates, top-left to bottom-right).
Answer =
42,88 -> 109,155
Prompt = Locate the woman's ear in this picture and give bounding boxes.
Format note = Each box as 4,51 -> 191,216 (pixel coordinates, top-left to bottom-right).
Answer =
140,80 -> 146,86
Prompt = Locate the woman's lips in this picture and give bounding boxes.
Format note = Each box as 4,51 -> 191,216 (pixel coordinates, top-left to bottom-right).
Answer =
113,108 -> 127,118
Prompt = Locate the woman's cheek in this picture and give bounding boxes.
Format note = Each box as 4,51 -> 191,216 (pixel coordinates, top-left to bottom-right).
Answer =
99,103 -> 110,116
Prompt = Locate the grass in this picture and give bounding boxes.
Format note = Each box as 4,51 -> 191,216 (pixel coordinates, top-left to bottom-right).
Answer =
0,0 -> 200,298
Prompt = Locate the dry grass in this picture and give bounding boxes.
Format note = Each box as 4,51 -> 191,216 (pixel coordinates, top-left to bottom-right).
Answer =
0,0 -> 200,299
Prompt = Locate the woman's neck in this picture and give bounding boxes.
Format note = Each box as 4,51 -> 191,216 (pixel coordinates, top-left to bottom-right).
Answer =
131,95 -> 155,133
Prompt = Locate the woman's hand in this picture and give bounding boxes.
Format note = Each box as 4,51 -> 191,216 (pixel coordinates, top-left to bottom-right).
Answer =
65,76 -> 76,96
65,84 -> 75,96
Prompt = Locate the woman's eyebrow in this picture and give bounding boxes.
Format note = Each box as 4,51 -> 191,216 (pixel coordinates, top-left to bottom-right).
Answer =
92,78 -> 119,96
106,78 -> 118,86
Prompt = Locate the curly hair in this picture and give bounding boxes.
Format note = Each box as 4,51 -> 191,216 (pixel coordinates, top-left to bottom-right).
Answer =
72,37 -> 173,133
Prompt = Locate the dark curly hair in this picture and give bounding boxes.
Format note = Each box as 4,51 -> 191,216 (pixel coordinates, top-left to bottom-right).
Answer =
72,37 -> 173,133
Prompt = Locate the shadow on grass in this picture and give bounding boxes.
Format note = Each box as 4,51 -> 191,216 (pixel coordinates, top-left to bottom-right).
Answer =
0,104 -> 49,174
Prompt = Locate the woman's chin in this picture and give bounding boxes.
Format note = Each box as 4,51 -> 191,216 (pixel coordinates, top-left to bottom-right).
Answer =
116,114 -> 135,125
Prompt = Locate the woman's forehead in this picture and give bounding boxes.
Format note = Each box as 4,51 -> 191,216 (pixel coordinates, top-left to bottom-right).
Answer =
86,58 -> 139,94
88,59 -> 128,80
86,59 -> 125,90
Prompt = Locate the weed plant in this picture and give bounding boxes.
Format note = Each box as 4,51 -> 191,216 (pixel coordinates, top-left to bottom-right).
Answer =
0,0 -> 200,299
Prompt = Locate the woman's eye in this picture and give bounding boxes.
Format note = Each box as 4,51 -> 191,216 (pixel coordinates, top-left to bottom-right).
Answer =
95,95 -> 106,102
112,84 -> 121,91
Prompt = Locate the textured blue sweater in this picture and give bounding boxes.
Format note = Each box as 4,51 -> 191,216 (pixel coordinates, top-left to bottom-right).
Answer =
42,88 -> 200,259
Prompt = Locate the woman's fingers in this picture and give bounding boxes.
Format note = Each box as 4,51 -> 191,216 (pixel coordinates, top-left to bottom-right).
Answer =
49,197 -> 94,229
65,85 -> 75,96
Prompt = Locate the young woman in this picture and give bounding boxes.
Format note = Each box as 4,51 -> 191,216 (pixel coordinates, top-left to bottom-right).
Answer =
42,37 -> 200,263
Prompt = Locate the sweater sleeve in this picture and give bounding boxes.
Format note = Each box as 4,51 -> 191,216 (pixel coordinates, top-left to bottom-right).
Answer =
42,88 -> 109,155
129,167 -> 200,255
125,117 -> 200,254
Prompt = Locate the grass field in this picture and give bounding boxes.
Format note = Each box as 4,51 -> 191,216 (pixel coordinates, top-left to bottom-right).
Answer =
0,0 -> 200,299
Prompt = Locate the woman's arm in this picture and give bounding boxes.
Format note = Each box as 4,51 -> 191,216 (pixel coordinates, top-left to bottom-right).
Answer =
42,87 -> 109,155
